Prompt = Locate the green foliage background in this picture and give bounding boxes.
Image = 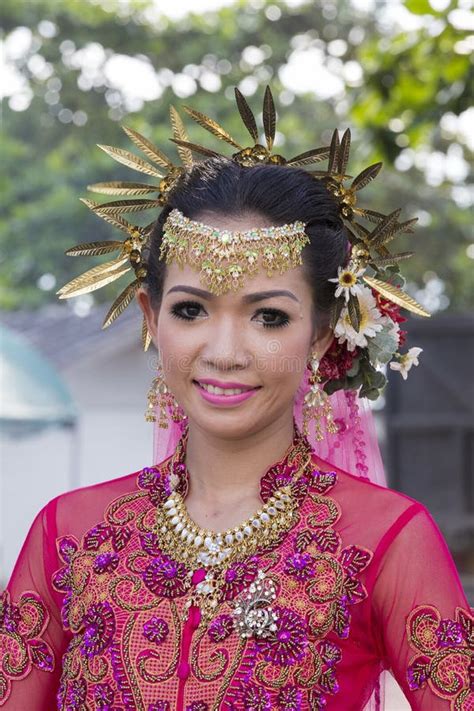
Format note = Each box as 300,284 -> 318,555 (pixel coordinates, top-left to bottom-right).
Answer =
1,0 -> 472,312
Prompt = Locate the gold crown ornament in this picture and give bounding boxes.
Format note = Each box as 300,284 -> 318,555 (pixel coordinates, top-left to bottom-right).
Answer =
57,86 -> 430,398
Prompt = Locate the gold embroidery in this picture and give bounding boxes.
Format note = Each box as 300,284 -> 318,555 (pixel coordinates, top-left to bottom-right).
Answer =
0,590 -> 55,705
123,615 -> 146,711
137,602 -> 181,684
406,604 -> 473,706
191,623 -> 229,681
254,660 -> 290,688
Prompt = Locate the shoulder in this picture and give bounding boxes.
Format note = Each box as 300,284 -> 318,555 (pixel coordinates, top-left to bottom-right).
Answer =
51,468 -> 141,510
39,461 -> 170,543
310,451 -> 422,510
308,452 -> 431,547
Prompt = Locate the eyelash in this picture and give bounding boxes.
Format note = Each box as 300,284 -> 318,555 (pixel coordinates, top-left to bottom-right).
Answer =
169,300 -> 291,329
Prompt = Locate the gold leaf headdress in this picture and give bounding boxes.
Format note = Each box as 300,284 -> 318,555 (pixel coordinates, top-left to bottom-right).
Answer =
58,85 -> 429,353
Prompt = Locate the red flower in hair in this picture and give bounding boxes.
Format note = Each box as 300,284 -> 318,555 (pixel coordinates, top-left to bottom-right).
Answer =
319,339 -> 357,382
374,292 -> 407,326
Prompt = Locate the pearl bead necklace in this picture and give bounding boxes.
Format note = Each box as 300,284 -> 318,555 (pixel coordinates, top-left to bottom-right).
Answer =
160,486 -> 293,568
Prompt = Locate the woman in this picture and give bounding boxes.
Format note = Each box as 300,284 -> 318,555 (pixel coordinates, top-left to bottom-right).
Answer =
2,89 -> 472,710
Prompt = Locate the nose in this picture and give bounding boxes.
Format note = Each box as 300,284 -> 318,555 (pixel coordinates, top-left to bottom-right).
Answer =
199,316 -> 251,372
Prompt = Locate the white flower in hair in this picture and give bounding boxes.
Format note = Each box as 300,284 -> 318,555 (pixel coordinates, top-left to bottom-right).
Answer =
389,347 -> 423,380
334,285 -> 386,352
328,265 -> 365,303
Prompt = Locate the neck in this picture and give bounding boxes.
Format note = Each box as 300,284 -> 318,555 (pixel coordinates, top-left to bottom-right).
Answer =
183,415 -> 296,507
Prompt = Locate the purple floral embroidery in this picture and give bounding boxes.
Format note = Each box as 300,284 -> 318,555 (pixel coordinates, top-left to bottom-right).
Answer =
310,469 -> 337,494
52,565 -> 71,593
256,606 -> 308,666
260,462 -> 294,501
93,551 -> 119,575
148,703 -> 170,711
308,690 -> 328,710
94,682 -> 114,707
284,552 -> 314,581
0,593 -> 21,633
437,618 -> 463,646
138,466 -> 169,506
140,532 -> 163,557
258,430 -> 313,503
0,590 -> 55,705
320,664 -> 340,694
407,658 -> 430,690
81,602 -> 115,657
186,703 -> 208,711
278,684 -> 303,710
220,557 -> 259,601
406,604 -> 473,703
242,682 -> 271,711
58,536 -> 79,562
138,457 -> 188,506
208,614 -> 234,642
65,677 -> 87,708
334,596 -> 350,639
290,470 -> 315,504
143,616 -> 169,645
28,640 -> 55,671
82,521 -> 131,553
142,554 -> 189,597
83,522 -> 114,550
318,639 -> 342,667
53,536 -> 79,598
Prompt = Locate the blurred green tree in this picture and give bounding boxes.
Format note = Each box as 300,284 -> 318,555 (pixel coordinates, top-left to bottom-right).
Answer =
1,0 -> 472,313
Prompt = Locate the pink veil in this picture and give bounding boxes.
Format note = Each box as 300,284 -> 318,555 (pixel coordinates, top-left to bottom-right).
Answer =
152,366 -> 388,710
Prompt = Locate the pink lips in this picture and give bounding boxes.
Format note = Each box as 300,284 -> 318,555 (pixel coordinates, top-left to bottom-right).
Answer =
193,379 -> 260,406
195,378 -> 257,391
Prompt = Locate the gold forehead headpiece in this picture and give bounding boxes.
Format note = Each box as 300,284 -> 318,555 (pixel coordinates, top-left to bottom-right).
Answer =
160,209 -> 308,295
58,85 -> 429,354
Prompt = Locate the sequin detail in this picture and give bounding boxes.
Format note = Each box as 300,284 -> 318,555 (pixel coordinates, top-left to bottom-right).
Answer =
406,604 -> 474,707
0,589 -> 55,706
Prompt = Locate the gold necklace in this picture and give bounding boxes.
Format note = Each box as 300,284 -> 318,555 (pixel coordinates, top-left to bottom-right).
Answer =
154,449 -> 313,623
157,482 -> 296,570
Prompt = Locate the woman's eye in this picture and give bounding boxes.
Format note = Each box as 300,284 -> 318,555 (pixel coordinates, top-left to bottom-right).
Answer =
254,308 -> 290,329
169,300 -> 205,321
169,302 -> 290,328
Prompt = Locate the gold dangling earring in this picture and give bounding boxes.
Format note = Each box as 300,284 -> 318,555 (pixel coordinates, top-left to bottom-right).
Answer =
145,357 -> 187,428
302,354 -> 338,441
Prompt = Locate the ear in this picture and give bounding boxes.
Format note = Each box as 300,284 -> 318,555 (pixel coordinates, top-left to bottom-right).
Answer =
136,287 -> 159,346
310,325 -> 334,361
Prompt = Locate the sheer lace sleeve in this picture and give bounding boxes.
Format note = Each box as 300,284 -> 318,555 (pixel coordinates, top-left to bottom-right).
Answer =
369,503 -> 473,710
1,498 -> 67,708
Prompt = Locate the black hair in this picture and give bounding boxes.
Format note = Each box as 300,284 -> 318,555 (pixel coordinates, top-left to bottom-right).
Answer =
145,157 -> 349,334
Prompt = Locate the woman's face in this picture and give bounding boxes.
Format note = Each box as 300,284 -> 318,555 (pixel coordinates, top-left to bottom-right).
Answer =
138,212 -> 333,441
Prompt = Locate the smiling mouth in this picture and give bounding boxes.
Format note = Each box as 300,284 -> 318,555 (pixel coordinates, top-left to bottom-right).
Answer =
193,381 -> 260,396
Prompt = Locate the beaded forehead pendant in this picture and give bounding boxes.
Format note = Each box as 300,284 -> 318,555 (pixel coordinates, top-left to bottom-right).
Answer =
160,209 -> 308,295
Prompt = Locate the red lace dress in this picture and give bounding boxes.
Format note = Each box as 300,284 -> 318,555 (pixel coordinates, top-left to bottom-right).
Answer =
1,428 -> 472,710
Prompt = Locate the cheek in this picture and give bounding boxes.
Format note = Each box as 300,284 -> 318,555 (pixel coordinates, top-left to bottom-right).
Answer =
263,332 -> 309,386
155,316 -> 197,382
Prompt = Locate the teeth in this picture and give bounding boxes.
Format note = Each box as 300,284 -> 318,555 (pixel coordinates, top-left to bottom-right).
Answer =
198,382 -> 253,396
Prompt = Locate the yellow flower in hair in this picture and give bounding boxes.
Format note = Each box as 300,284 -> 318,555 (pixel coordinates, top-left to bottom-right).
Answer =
328,264 -> 365,303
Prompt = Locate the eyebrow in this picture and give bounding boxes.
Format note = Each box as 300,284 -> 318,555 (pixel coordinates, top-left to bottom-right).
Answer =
166,285 -> 300,304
